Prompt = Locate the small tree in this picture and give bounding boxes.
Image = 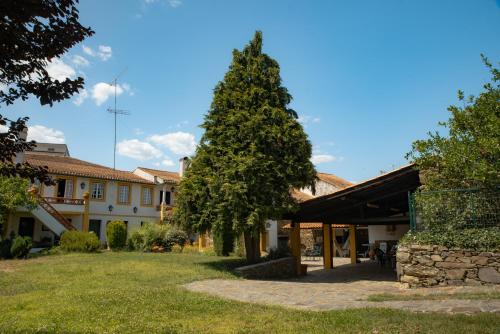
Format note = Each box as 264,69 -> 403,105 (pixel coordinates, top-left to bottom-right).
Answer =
407,55 -> 499,190
106,221 -> 127,250
407,56 -> 499,232
175,32 -> 316,263
0,176 -> 38,239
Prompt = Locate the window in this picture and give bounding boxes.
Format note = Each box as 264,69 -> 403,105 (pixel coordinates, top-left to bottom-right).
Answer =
117,184 -> 130,204
55,178 -> 74,198
141,186 -> 153,206
159,191 -> 171,205
89,220 -> 102,239
91,181 -> 105,200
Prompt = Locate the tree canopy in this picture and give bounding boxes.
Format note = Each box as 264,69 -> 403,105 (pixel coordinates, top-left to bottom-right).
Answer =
175,31 -> 316,262
407,55 -> 500,190
0,0 -> 93,183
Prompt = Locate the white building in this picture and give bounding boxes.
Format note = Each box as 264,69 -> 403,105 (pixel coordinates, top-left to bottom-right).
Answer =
3,144 -> 181,245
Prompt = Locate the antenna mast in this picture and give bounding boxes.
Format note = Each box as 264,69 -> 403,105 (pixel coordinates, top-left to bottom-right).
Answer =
107,68 -> 130,170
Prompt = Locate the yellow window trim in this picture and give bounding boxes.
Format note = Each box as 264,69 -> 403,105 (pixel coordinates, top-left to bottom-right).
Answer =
52,175 -> 77,198
89,179 -> 107,202
116,182 -> 132,205
140,185 -> 155,207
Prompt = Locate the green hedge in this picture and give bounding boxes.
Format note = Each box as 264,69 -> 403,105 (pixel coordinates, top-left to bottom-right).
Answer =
400,227 -> 500,251
127,223 -> 188,252
60,231 -> 100,252
106,221 -> 127,250
10,236 -> 32,258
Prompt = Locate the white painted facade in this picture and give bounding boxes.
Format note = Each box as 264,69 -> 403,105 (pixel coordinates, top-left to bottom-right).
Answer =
367,224 -> 410,244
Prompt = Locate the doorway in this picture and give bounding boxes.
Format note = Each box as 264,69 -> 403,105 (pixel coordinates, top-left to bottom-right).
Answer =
89,220 -> 101,239
18,217 -> 35,238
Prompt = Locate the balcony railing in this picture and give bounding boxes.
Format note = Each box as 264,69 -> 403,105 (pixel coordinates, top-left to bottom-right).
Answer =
44,197 -> 85,205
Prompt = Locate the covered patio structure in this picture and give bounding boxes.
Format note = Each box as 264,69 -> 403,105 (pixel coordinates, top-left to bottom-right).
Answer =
286,164 -> 421,275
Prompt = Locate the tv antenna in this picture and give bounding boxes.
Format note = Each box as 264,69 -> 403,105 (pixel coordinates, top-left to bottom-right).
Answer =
107,68 -> 130,170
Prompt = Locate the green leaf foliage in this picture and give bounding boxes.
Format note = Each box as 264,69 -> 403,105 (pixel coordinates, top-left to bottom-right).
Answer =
400,228 -> 500,251
106,221 -> 127,250
10,236 -> 32,259
60,231 -> 100,253
0,176 -> 38,236
175,32 -> 316,249
407,55 -> 500,190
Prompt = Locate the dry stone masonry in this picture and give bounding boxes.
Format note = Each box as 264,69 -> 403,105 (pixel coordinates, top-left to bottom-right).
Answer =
397,245 -> 500,288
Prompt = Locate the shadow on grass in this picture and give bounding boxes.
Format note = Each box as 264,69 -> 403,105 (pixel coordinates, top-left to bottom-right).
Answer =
200,258 -> 248,276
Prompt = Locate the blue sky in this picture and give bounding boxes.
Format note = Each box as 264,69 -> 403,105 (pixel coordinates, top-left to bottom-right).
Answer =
3,0 -> 500,182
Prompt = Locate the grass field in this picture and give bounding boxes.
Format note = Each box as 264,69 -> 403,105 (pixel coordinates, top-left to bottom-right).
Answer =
0,252 -> 498,333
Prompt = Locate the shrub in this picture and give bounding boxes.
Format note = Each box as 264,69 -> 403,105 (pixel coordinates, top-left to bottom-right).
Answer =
400,227 -> 500,251
0,238 -> 13,259
166,228 -> 189,251
106,221 -> 127,250
127,223 -> 169,252
60,231 -> 100,253
10,236 -> 32,259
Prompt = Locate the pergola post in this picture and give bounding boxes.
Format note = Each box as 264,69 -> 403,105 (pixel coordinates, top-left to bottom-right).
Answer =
332,227 -> 337,257
260,230 -> 268,254
322,223 -> 333,269
290,221 -> 301,275
349,224 -> 357,264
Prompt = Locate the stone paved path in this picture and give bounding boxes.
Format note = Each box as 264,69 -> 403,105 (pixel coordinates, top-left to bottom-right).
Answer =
184,259 -> 500,314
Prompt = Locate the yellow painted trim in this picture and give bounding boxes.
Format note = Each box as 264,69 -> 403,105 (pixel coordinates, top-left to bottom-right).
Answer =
323,224 -> 333,269
260,231 -> 268,253
89,179 -> 107,202
116,182 -> 131,205
349,224 -> 357,264
140,185 -> 154,207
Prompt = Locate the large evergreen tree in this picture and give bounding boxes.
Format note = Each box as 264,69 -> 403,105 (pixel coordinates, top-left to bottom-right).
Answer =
176,31 -> 316,262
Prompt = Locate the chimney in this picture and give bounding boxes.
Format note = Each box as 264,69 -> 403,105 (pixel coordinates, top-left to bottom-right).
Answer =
179,157 -> 188,177
14,126 -> 28,164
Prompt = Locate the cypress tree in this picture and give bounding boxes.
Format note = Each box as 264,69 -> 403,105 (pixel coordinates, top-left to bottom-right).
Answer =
176,31 -> 316,263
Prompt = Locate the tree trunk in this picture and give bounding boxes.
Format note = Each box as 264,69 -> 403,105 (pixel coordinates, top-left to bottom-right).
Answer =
243,231 -> 260,264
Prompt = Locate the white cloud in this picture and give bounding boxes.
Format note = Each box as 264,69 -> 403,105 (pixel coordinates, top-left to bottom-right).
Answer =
148,131 -> 196,155
91,82 -> 124,106
298,115 -> 320,126
117,139 -> 162,161
168,0 -> 182,7
311,154 -> 336,165
82,45 -> 95,57
98,45 -> 112,61
82,45 -> 112,61
27,125 -> 65,144
161,158 -> 175,167
72,55 -> 90,67
73,89 -> 88,106
45,58 -> 76,81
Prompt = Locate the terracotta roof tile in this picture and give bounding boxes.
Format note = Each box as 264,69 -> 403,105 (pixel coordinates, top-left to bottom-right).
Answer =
316,172 -> 353,189
25,153 -> 153,184
290,189 -> 314,203
136,167 -> 180,184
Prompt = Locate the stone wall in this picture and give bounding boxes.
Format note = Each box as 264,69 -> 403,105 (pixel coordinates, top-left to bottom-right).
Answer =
235,257 -> 297,279
397,244 -> 500,288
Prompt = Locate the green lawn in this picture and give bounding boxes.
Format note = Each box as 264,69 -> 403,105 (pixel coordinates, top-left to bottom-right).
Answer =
368,292 -> 500,302
0,252 -> 498,334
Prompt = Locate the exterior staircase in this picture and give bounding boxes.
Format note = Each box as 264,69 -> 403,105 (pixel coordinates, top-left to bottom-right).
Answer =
31,196 -> 76,235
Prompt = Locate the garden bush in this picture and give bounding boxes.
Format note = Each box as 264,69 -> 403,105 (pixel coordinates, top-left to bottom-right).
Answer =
106,221 -> 127,250
60,231 -> 100,252
10,236 -> 32,259
400,227 -> 500,251
127,223 -> 188,252
166,228 -> 189,251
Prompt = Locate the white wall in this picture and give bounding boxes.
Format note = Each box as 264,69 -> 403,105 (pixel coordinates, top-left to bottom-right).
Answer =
301,179 -> 342,197
266,220 -> 278,251
368,224 -> 410,244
